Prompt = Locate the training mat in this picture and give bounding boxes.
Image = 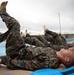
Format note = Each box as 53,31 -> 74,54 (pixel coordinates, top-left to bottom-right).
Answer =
30,66 -> 74,75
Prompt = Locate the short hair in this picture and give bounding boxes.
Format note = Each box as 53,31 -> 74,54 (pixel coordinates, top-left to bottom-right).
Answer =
65,47 -> 74,67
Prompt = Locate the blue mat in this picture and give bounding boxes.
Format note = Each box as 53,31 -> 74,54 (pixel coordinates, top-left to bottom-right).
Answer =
30,66 -> 74,75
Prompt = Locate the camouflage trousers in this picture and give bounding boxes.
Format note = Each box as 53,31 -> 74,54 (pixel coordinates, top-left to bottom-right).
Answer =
24,35 -> 49,47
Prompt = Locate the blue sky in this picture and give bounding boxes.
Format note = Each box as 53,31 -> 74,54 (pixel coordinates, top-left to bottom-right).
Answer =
0,0 -> 74,34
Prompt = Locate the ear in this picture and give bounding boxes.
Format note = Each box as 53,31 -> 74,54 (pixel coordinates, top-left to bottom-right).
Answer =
65,57 -> 70,62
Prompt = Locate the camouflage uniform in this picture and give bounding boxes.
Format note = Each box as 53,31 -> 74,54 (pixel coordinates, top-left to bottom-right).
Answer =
32,29 -> 68,50
44,29 -> 67,45
26,29 -> 67,46
24,36 -> 46,47
44,29 -> 73,50
24,30 -> 70,51
0,30 -> 10,42
0,7 -> 61,70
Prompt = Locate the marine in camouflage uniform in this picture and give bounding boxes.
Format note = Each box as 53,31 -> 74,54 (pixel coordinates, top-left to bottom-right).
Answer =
32,29 -> 71,50
24,26 -> 67,46
0,1 -> 61,70
44,29 -> 73,50
23,29 -> 72,51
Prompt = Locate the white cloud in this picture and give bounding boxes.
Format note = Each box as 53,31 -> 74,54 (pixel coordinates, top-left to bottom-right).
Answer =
0,0 -> 74,34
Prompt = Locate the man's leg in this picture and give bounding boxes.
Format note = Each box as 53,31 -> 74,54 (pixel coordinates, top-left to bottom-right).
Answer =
0,56 -> 19,69
0,56 -> 41,70
45,29 -> 58,37
0,1 -> 25,58
45,29 -> 67,45
36,35 -> 49,46
24,36 -> 45,47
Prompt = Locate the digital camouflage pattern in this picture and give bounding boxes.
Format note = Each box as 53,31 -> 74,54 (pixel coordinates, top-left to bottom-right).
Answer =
44,29 -> 67,45
23,25 -> 69,51
0,3 -> 61,70
2,47 -> 61,70
24,36 -> 46,47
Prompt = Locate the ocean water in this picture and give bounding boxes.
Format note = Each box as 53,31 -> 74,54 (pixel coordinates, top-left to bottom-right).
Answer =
0,38 -> 74,56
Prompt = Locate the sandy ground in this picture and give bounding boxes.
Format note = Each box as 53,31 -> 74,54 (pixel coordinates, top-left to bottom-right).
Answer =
0,64 -> 65,75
